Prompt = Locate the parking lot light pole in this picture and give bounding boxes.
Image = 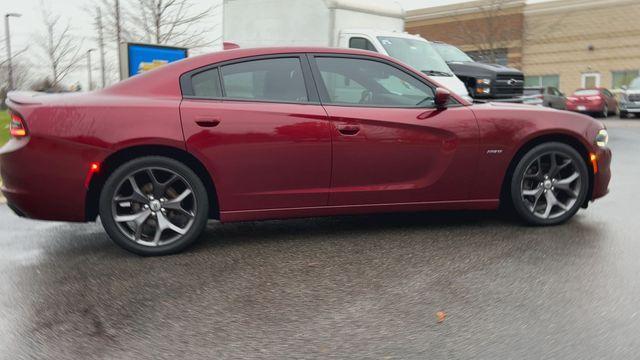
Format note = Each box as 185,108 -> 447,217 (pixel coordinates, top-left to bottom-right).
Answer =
4,13 -> 22,91
86,49 -> 96,91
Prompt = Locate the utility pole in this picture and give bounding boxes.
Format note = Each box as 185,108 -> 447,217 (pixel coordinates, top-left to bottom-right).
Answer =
96,7 -> 106,88
115,0 -> 123,80
4,13 -> 22,91
87,49 -> 95,91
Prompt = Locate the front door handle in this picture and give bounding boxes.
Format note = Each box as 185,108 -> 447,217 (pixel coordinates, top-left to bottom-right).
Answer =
336,124 -> 360,136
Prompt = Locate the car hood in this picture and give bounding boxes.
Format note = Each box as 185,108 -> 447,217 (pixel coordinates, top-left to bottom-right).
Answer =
447,61 -> 522,77
623,89 -> 640,95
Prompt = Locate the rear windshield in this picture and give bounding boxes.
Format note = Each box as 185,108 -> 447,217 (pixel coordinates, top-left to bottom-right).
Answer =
574,89 -> 599,96
523,88 -> 543,96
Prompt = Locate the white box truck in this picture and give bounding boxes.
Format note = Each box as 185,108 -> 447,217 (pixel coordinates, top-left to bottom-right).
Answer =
223,0 -> 471,99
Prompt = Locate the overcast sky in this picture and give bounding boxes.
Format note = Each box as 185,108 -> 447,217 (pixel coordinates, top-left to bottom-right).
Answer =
0,0 -> 516,88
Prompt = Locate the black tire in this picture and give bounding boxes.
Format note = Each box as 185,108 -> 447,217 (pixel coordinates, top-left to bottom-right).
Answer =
619,110 -> 629,119
99,156 -> 209,256
510,142 -> 589,226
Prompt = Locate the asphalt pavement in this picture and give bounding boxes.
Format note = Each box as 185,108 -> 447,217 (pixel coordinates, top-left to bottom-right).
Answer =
1,117 -> 639,359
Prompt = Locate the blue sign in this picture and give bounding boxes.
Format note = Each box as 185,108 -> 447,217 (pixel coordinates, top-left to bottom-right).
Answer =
126,44 -> 188,77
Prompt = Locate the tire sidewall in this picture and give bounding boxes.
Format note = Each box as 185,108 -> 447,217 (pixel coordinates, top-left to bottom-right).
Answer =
99,156 -> 209,256
510,142 -> 590,226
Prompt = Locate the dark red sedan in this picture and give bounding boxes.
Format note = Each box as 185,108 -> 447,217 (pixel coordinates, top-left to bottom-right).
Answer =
566,88 -> 618,118
1,48 -> 611,255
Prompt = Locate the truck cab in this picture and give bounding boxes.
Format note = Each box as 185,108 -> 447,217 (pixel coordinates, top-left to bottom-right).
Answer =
432,42 -> 524,101
339,30 -> 471,100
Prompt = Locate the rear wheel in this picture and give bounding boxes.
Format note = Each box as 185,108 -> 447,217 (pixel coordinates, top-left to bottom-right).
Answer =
510,143 -> 589,225
99,156 -> 209,256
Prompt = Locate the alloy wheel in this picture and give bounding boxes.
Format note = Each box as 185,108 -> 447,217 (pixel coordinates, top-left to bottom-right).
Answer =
111,167 -> 197,247
520,152 -> 583,220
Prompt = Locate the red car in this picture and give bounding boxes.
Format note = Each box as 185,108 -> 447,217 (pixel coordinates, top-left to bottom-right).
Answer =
1,48 -> 611,256
566,88 -> 618,118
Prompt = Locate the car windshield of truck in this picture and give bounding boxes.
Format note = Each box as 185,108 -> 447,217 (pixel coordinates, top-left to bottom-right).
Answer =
432,43 -> 475,63
377,36 -> 453,76
574,89 -> 599,96
629,77 -> 640,89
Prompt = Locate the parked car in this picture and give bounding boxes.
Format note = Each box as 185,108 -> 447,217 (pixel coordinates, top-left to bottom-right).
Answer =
431,42 -> 524,101
522,87 -> 567,110
2,47 -> 611,256
566,88 -> 617,118
618,77 -> 640,118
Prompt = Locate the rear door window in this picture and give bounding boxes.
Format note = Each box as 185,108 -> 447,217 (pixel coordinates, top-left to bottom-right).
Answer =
221,58 -> 309,103
191,69 -> 222,98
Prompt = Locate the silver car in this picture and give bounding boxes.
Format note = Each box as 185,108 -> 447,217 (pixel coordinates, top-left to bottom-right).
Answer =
619,77 -> 640,118
522,87 -> 567,110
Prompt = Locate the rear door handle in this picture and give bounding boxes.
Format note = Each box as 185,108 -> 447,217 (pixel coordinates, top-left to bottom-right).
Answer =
195,118 -> 221,128
336,124 -> 360,136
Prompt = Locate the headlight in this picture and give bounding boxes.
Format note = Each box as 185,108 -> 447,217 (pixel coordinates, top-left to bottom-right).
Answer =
476,78 -> 491,86
595,129 -> 609,147
476,87 -> 491,95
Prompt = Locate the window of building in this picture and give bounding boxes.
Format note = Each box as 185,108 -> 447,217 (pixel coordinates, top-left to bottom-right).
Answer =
525,75 -> 560,88
581,73 -> 601,88
220,58 -> 308,102
466,49 -> 509,66
349,37 -> 377,52
315,57 -> 435,107
612,70 -> 639,89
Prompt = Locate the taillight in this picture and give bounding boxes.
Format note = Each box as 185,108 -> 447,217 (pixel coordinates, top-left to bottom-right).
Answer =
9,111 -> 28,138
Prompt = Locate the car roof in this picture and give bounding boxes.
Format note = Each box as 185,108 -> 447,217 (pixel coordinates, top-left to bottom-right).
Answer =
103,47 -> 398,97
341,29 -> 426,40
100,46 -> 470,105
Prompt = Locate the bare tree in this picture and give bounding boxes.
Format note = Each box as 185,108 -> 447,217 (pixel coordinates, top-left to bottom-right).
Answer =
36,6 -> 84,87
449,0 -> 521,65
128,0 -> 219,48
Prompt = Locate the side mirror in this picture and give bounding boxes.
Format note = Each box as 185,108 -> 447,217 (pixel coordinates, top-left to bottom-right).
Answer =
434,87 -> 451,109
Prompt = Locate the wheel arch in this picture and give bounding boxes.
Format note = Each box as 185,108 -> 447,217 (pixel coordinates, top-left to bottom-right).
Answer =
499,133 -> 595,208
85,145 -> 220,221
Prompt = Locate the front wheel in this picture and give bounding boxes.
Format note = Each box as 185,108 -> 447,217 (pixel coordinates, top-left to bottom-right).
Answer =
619,109 -> 629,119
99,156 -> 209,256
510,143 -> 589,226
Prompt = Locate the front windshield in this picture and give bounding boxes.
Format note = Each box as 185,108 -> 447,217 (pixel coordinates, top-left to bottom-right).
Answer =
629,77 -> 640,89
432,43 -> 475,62
377,36 -> 453,76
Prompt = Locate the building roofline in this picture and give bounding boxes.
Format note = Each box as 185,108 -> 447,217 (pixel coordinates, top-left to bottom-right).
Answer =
406,0 -> 525,22
525,0 -> 638,15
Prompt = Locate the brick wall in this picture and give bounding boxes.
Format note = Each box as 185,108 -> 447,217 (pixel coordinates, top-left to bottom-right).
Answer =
523,0 -> 640,94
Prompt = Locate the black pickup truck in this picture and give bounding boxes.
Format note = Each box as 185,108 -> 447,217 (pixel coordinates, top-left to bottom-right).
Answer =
432,42 -> 524,101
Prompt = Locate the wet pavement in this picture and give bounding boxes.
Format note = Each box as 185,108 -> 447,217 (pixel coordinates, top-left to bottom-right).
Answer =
1,119 -> 639,359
